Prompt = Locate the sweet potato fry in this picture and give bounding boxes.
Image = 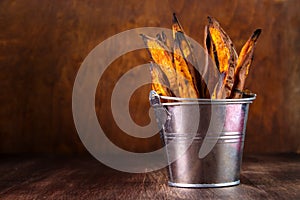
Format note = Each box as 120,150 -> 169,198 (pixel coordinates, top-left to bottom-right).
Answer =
141,34 -> 178,96
173,41 -> 199,98
172,14 -> 199,98
149,62 -> 174,97
231,29 -> 262,98
204,25 -> 223,98
204,25 -> 217,73
207,16 -> 238,99
172,14 -> 209,98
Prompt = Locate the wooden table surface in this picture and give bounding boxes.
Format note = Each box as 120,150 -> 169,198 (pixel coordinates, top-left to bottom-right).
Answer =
0,154 -> 299,200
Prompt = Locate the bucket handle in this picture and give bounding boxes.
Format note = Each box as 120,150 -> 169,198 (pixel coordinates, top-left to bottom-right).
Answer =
149,90 -> 161,106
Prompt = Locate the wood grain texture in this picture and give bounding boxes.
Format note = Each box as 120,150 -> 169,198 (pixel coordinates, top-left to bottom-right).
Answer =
0,0 -> 299,154
0,154 -> 299,199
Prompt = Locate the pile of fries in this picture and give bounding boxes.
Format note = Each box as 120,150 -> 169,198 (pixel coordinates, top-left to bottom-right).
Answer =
141,14 -> 261,99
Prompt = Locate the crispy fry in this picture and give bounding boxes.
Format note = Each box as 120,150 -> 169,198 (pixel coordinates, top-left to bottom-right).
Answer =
141,34 -> 178,96
172,14 -> 210,98
172,14 -> 199,98
204,25 -> 216,73
204,25 -> 222,98
232,29 -> 262,98
207,16 -> 238,99
149,62 -> 174,97
173,41 -> 198,98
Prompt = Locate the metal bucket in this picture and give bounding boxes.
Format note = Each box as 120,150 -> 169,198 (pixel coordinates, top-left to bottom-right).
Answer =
149,90 -> 256,188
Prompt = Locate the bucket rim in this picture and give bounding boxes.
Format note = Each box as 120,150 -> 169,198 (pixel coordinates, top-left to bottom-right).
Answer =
149,90 -> 256,106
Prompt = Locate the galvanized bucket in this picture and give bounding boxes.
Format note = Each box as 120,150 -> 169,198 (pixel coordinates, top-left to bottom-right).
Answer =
149,90 -> 256,188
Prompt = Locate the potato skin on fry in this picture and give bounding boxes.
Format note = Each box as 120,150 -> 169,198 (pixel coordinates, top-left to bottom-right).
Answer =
172,13 -> 211,98
141,34 -> 178,96
149,62 -> 174,97
232,29 -> 262,98
172,14 -> 200,98
206,16 -> 238,99
173,40 -> 199,98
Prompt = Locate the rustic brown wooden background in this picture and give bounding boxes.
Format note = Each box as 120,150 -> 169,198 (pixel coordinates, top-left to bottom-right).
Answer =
0,0 -> 299,154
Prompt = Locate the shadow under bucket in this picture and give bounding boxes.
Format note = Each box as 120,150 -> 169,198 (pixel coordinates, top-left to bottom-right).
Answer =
149,90 -> 256,188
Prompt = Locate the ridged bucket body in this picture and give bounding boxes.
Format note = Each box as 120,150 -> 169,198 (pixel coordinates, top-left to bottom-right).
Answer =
149,91 -> 256,188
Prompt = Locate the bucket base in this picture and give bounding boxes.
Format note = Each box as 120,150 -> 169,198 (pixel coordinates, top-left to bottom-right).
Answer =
168,180 -> 240,188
